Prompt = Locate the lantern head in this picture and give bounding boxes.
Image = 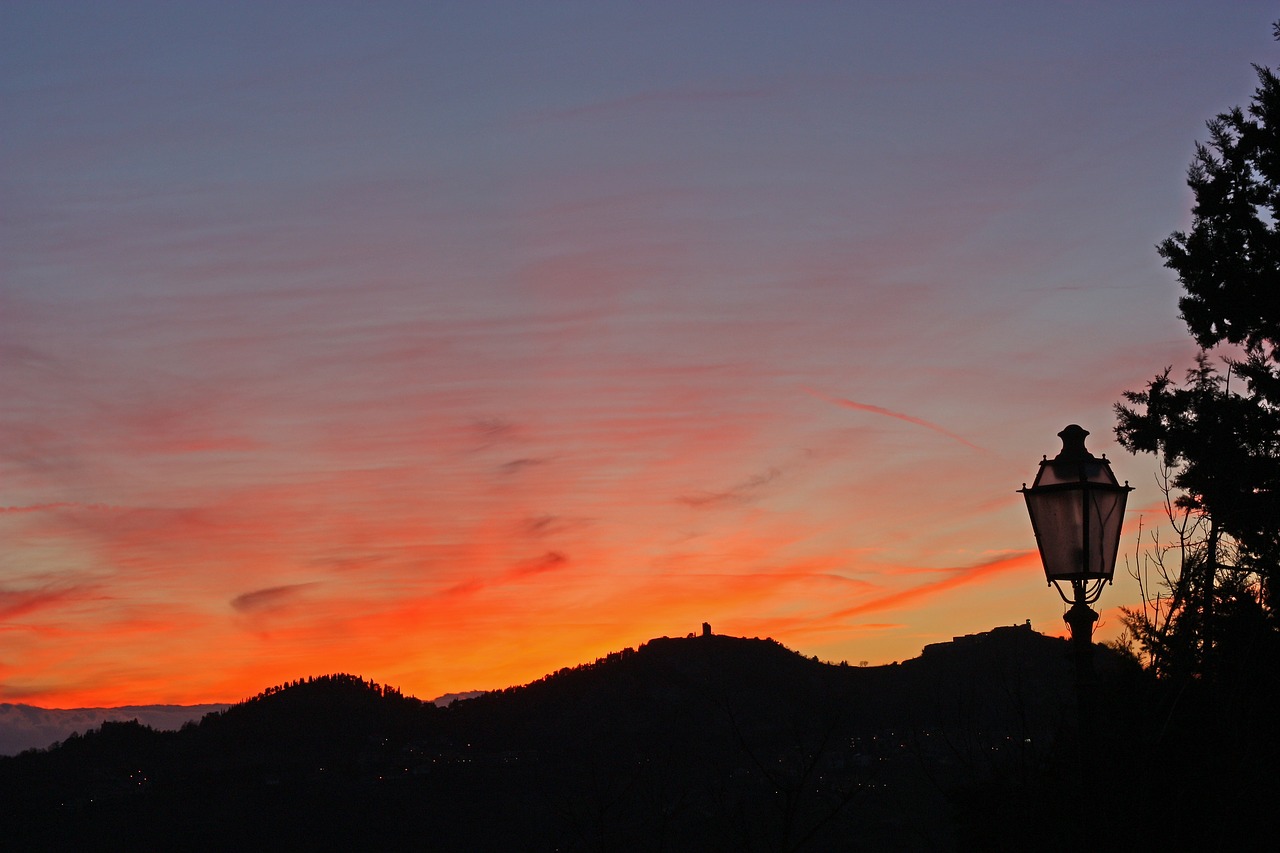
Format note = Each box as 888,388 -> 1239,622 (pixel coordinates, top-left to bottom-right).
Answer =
1020,425 -> 1132,589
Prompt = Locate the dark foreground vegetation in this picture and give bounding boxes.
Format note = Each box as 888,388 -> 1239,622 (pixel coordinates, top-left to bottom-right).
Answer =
3,626 -> 1275,851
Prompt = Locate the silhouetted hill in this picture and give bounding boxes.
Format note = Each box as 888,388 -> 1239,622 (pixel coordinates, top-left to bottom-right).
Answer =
0,689 -> 485,757
0,702 -> 230,756
0,627 -> 1141,851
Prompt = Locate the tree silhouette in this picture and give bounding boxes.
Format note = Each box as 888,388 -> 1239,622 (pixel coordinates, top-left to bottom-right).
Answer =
1107,22 -> 1280,850
1116,23 -> 1280,667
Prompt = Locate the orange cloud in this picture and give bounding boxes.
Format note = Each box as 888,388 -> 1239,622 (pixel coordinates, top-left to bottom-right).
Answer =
827,552 -> 1039,622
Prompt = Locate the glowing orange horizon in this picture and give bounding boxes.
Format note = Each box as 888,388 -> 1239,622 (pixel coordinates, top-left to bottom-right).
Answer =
3,1 -> 1217,710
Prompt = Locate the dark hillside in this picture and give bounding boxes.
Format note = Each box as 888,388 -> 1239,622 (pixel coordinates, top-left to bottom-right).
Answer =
0,627 -> 1133,851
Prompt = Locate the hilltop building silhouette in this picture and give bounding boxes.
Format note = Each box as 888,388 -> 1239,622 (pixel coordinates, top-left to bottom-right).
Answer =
920,620 -> 1034,656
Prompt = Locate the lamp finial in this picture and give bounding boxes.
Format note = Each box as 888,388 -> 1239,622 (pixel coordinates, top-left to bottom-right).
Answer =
1054,424 -> 1094,463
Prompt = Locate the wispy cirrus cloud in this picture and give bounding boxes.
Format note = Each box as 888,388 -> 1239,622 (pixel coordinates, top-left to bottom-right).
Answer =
230,583 -> 320,614
827,552 -> 1038,622
804,387 -> 988,453
510,551 -> 568,578
679,467 -> 780,508
0,584 -> 92,621
721,553 -> 1038,643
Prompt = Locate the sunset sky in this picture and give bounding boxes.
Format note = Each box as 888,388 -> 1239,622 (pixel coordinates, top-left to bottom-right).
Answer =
3,2 -> 1275,708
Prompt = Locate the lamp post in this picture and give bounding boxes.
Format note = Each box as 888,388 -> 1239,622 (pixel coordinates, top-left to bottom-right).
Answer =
1019,425 -> 1132,731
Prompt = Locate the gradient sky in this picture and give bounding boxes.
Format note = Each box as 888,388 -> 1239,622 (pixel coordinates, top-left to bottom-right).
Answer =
3,1 -> 1275,708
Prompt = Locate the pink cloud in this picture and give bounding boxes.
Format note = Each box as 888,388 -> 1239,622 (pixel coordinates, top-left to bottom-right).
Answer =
805,387 -> 987,453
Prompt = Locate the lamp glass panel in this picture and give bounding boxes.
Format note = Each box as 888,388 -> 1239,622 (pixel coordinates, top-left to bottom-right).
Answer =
1034,460 -> 1118,487
1084,485 -> 1127,580
1023,488 -> 1084,580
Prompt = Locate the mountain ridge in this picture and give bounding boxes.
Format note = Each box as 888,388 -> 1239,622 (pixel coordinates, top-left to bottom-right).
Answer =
0,702 -> 231,757
0,624 -> 1049,757
0,691 -> 490,757
0,624 -> 1116,850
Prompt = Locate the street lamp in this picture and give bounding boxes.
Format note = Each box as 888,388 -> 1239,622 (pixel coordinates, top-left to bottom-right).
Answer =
1020,424 -> 1132,685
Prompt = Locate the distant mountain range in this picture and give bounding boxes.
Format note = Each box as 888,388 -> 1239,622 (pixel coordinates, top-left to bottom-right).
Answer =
0,691 -> 488,757
0,703 -> 230,757
2,623 -> 1123,850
